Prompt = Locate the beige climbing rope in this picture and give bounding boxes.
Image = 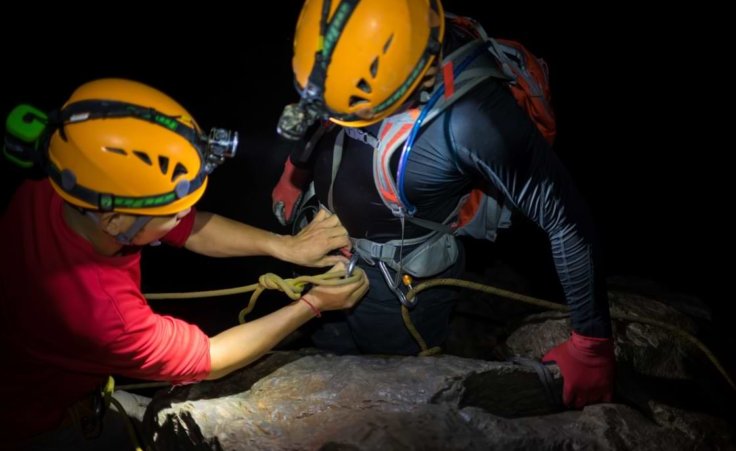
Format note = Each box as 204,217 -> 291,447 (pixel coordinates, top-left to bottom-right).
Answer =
144,273 -> 735,391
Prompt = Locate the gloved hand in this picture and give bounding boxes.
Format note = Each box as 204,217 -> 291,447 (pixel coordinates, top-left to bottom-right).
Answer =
272,157 -> 312,226
542,331 -> 615,409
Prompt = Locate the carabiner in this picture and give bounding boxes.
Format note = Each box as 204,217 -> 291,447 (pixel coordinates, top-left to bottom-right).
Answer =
345,253 -> 359,278
377,261 -> 417,308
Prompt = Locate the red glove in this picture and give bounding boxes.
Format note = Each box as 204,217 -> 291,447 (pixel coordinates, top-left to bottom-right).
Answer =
542,331 -> 615,409
272,158 -> 311,226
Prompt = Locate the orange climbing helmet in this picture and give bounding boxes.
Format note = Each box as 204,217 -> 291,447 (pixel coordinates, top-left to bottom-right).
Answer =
46,78 -> 238,215
289,0 -> 445,129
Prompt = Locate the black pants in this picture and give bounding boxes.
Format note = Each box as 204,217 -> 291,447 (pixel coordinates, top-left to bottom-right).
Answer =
311,243 -> 466,355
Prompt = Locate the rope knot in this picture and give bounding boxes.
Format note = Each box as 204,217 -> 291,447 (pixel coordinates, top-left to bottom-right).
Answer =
258,273 -> 284,290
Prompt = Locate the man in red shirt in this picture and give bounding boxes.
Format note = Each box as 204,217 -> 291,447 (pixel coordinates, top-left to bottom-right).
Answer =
0,78 -> 368,449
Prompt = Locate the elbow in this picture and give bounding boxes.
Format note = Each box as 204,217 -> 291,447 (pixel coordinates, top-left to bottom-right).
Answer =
204,367 -> 231,381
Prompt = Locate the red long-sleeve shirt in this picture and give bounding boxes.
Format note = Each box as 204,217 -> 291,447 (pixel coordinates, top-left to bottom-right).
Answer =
0,179 -> 211,439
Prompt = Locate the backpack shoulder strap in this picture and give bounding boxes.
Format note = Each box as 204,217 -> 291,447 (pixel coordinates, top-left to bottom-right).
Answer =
372,38 -> 503,219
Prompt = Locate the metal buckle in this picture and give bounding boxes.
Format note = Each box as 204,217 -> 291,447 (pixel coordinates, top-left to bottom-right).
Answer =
378,261 -> 417,308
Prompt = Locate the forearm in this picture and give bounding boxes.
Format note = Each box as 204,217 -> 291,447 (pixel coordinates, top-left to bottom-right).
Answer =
454,121 -> 611,336
185,211 -> 289,259
548,226 -> 611,337
205,295 -> 317,379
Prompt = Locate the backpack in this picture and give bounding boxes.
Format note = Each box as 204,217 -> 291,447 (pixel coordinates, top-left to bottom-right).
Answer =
329,15 -> 557,278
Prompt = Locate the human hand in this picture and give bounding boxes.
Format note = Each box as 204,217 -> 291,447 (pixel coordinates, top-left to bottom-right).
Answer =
284,208 -> 350,267
302,262 -> 369,313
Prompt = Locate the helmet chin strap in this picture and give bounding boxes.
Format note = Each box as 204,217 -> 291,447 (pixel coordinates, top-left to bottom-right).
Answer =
85,212 -> 154,246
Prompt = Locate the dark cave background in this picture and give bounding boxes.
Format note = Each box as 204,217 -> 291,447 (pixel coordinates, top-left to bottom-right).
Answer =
1,4 -> 729,365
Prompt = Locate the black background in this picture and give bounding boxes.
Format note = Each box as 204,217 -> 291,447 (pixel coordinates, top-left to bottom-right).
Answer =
1,4 -> 729,335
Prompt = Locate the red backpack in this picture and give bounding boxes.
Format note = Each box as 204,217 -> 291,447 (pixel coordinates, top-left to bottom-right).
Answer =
448,14 -> 555,146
